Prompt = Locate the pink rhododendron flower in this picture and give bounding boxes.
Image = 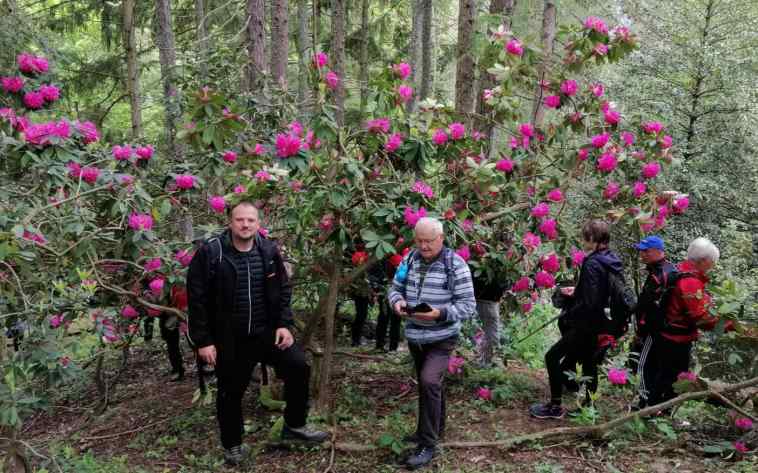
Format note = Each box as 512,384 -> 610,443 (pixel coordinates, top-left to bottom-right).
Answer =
255,170 -> 272,182
505,38 -> 524,56
447,355 -> 465,375
571,248 -> 585,268
365,117 -> 391,134
677,371 -> 697,382
175,174 -> 195,190
673,196 -> 689,214
547,188 -> 563,202
234,184 -> 245,194
531,202 -> 550,219
253,143 -> 267,155
544,95 -> 561,108
612,26 -> 632,42
112,145 -> 133,161
290,180 -> 304,192
144,258 -> 161,272
522,302 -> 533,313
50,314 -> 64,329
23,91 -> 44,109
541,253 -> 560,273
608,368 -> 628,385
591,133 -> 610,148
560,79 -> 578,96
128,213 -> 154,231
313,52 -> 328,68
456,245 -> 471,261
288,121 -> 304,136
319,215 -> 334,233
593,43 -> 609,56
496,158 -> 514,173
76,121 -> 99,144
22,230 -> 47,245
603,181 -> 621,200
476,387 -> 492,401
392,62 -> 411,79
80,166 -> 100,184
403,206 -> 427,227
149,278 -> 164,294
734,441 -> 749,454
519,123 -> 535,138
175,249 -> 194,267
17,53 -> 49,74
24,120 -> 70,146
660,135 -> 673,149
632,181 -> 647,198
121,305 -> 139,319
385,133 -> 403,153
482,88 -> 494,101
642,161 -> 661,179
461,219 -> 474,233
39,84 -> 60,102
597,152 -> 618,173
221,150 -> 237,163
538,219 -> 558,240
735,418 -> 753,431
396,85 -> 413,103
208,195 -> 226,213
604,109 -> 620,125
411,180 -> 434,199
590,83 -> 604,97
512,277 -> 531,293
522,232 -> 541,251
642,121 -> 664,134
135,145 -> 154,160
275,133 -> 302,158
325,71 -> 340,90
432,128 -> 448,145
67,161 -> 81,178
577,148 -> 590,161
534,270 -> 555,289
1,76 -> 24,93
621,131 -> 635,147
583,16 -> 609,34
448,122 -> 465,140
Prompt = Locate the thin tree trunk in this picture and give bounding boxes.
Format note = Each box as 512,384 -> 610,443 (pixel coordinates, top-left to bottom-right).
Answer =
155,0 -> 183,161
531,0 -> 556,127
296,0 -> 311,109
313,0 -> 320,53
454,0 -> 476,115
246,0 -> 266,93
270,0 -> 289,90
407,0 -> 424,112
682,0 -> 713,161
315,262 -> 341,412
194,0 -> 210,83
331,0 -> 346,125
122,0 -> 142,138
419,0 -> 433,101
358,0 -> 370,115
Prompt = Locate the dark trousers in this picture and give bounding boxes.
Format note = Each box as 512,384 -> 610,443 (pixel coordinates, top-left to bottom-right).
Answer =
409,337 -> 457,447
216,332 -> 311,449
647,335 -> 691,406
350,295 -> 371,344
375,298 -> 401,350
636,334 -> 659,406
545,328 -> 599,405
144,316 -> 183,374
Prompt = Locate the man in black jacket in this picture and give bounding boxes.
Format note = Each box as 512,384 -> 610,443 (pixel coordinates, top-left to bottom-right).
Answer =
529,219 -> 624,419
187,201 -> 327,465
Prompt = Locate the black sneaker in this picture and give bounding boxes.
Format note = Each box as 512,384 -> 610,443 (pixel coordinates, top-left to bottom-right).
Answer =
404,445 -> 437,470
223,444 -> 250,465
528,403 -> 566,420
281,424 -> 329,443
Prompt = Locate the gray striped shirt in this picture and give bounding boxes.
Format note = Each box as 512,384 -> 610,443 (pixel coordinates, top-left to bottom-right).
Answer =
388,248 -> 476,344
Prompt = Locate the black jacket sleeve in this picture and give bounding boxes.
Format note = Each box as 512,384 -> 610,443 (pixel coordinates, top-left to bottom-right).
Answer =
186,244 -> 215,349
273,248 -> 294,329
564,259 -> 606,327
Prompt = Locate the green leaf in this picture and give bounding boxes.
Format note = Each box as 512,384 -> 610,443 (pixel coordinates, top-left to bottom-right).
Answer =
361,229 -> 380,241
377,433 -> 394,447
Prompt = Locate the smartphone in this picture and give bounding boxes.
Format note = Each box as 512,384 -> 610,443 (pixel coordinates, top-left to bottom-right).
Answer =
409,302 -> 433,314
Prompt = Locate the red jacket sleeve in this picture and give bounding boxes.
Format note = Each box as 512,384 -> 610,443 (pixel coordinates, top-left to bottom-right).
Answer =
677,277 -> 717,331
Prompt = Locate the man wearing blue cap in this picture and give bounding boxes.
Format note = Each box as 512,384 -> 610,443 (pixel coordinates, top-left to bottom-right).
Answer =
632,235 -> 676,409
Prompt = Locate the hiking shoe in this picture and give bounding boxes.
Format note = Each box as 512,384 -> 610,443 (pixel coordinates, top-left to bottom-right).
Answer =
404,445 -> 437,470
223,444 -> 250,466
528,403 -> 566,420
281,424 -> 329,443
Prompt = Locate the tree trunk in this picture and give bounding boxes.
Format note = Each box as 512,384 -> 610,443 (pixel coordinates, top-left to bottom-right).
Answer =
454,0 -> 476,115
358,0 -> 370,115
194,0 -> 210,83
270,0 -> 289,90
122,0 -> 142,138
315,262 -> 341,412
330,0 -> 346,125
531,0 -> 556,127
296,0 -> 311,109
155,0 -> 183,161
407,0 -> 424,112
475,0 -> 516,144
682,0 -> 713,161
246,0 -> 266,93
313,0 -> 320,53
419,0 -> 434,101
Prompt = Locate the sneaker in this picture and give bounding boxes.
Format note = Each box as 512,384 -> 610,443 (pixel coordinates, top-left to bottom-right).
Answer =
281,424 -> 329,443
223,444 -> 249,466
404,445 -> 437,470
528,403 -> 566,420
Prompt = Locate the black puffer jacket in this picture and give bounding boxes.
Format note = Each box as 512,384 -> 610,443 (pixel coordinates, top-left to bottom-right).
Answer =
186,230 -> 293,360
561,249 -> 624,332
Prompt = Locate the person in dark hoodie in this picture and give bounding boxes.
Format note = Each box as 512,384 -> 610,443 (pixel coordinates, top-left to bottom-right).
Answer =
187,201 -> 327,466
529,219 -> 624,419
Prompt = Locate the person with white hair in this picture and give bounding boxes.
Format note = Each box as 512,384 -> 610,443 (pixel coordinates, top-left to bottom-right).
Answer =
388,217 -> 475,469
646,237 -> 734,408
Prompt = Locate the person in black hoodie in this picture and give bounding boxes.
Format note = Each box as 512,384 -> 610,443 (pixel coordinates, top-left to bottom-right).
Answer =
187,201 -> 327,466
529,219 -> 624,419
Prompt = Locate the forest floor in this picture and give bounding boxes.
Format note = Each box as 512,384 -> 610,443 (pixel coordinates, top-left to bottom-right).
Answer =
23,327 -> 757,473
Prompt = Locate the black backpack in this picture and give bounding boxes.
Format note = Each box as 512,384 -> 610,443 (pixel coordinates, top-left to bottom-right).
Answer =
607,271 -> 637,337
638,262 -> 680,333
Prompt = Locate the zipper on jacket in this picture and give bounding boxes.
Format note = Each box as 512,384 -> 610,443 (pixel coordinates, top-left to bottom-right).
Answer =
247,258 -> 252,335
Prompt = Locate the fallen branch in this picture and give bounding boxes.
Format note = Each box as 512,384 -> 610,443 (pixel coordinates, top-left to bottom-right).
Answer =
710,390 -> 757,423
78,417 -> 173,444
323,428 -> 337,473
333,350 -> 390,363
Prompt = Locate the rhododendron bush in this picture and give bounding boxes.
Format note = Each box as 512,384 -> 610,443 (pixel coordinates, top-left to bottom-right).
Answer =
0,17 -> 700,430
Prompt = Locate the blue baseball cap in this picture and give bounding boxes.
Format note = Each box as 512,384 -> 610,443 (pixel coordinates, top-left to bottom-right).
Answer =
635,235 -> 664,251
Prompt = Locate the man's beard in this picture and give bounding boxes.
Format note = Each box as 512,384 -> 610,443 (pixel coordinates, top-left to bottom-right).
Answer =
233,231 -> 255,242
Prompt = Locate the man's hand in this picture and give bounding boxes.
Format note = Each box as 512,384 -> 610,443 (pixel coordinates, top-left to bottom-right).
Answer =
275,327 -> 295,350
560,286 -> 575,297
198,345 -> 217,366
393,300 -> 408,316
410,307 -> 441,321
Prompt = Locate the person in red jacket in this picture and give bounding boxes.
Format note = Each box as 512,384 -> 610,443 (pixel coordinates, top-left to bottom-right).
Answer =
646,237 -> 731,407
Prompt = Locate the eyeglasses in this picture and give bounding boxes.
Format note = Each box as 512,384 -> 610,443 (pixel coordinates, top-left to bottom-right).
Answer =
414,236 -> 440,245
